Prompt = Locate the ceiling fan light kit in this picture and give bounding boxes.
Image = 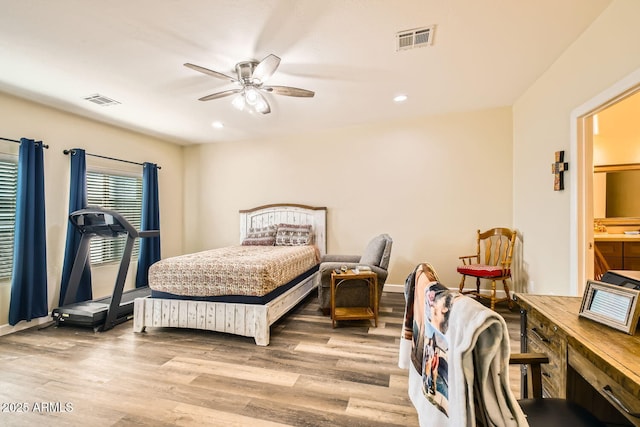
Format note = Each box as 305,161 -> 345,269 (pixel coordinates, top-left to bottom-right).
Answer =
185,54 -> 314,115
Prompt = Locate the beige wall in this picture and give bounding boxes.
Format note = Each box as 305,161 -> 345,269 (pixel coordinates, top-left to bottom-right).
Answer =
594,91 -> 640,165
184,107 -> 514,288
513,0 -> 640,295
0,92 -> 184,331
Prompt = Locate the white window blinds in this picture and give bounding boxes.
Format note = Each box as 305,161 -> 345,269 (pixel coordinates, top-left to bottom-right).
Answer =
86,171 -> 142,265
0,159 -> 18,280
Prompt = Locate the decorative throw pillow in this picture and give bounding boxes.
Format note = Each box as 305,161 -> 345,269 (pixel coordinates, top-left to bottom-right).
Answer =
241,224 -> 277,246
275,223 -> 313,246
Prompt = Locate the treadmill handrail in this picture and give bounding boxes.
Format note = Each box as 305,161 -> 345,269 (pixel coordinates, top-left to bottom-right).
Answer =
138,230 -> 160,238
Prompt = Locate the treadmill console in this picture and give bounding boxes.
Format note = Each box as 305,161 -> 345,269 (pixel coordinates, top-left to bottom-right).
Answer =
69,207 -> 136,237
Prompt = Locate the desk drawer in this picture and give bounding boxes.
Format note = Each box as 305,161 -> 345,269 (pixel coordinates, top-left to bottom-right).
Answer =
527,314 -> 566,398
568,346 -> 640,427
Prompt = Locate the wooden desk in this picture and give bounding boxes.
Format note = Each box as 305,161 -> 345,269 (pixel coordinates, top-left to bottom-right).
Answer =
516,294 -> 640,426
330,270 -> 378,328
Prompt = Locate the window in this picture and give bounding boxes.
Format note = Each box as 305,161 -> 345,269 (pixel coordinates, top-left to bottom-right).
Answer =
0,158 -> 18,280
86,170 -> 142,265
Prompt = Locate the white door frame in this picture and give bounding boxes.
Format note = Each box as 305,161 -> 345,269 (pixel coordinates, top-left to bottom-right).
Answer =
570,67 -> 640,295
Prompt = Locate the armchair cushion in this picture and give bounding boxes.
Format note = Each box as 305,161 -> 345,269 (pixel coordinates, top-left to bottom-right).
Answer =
318,261 -> 359,275
359,234 -> 387,266
379,234 -> 393,270
320,254 -> 360,264
319,262 -> 388,280
457,264 -> 510,278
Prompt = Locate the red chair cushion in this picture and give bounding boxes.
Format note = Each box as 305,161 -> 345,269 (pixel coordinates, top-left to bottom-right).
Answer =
457,264 -> 509,278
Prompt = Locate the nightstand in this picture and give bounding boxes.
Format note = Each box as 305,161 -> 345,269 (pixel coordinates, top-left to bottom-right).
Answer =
330,269 -> 378,328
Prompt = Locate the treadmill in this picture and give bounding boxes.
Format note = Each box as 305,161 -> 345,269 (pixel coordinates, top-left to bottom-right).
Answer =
52,207 -> 159,331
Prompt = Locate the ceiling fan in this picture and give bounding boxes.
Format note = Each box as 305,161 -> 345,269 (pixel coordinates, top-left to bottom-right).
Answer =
184,54 -> 314,114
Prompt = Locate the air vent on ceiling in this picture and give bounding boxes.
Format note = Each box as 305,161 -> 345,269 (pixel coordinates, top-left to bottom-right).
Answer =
396,25 -> 435,51
83,94 -> 120,106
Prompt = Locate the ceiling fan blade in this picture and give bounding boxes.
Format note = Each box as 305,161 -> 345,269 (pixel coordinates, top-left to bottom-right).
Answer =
264,85 -> 315,97
184,63 -> 238,83
198,89 -> 242,101
252,54 -> 281,83
254,90 -> 271,114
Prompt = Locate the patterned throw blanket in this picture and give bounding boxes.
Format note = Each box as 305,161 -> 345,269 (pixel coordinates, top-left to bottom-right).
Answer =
399,263 -> 527,426
148,245 -> 319,297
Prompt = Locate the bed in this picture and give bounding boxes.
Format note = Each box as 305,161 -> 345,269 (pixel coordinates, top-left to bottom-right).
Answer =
133,203 -> 327,345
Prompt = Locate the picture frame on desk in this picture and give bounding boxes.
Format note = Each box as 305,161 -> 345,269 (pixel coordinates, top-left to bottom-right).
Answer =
579,280 -> 640,335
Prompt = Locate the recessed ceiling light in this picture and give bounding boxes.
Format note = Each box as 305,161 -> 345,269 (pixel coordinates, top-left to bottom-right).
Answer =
394,94 -> 408,102
211,121 -> 224,129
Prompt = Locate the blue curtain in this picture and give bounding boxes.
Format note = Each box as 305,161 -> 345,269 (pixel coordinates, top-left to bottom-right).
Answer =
59,149 -> 91,305
135,162 -> 161,287
8,139 -> 48,325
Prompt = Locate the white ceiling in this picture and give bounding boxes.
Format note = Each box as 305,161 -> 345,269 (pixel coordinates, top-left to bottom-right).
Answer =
0,0 -> 611,145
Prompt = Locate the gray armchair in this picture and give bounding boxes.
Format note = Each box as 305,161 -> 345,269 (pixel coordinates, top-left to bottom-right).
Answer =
316,234 -> 393,315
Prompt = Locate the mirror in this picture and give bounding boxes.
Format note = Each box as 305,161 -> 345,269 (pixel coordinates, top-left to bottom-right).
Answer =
594,164 -> 640,224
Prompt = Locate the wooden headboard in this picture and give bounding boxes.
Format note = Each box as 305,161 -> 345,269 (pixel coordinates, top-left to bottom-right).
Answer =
239,203 -> 327,256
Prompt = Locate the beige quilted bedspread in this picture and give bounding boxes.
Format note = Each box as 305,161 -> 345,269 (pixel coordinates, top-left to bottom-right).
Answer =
148,245 -> 319,297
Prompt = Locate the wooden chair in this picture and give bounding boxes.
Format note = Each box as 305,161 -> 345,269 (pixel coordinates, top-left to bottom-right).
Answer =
457,227 -> 516,310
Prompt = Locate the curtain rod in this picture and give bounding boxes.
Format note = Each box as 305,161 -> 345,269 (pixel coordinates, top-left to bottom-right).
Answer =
1,137 -> 49,149
63,149 -> 161,169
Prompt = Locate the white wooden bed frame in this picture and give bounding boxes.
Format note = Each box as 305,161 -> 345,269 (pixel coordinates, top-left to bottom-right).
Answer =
133,203 -> 327,346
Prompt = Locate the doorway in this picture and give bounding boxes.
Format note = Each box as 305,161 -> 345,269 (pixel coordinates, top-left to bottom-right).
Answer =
573,68 -> 640,295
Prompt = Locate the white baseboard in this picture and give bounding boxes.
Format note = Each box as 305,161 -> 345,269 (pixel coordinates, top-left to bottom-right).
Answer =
383,283 -> 404,293
0,314 -> 53,337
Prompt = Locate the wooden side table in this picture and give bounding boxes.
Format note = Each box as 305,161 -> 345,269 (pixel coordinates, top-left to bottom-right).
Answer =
330,269 -> 378,328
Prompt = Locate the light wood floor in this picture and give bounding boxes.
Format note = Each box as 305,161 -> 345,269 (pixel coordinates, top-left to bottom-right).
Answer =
0,291 -> 521,427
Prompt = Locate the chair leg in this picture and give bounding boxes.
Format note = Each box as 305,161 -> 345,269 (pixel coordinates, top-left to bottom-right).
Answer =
490,280 -> 497,311
459,274 -> 467,293
475,277 -> 481,294
529,361 -> 544,399
503,279 -> 513,309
